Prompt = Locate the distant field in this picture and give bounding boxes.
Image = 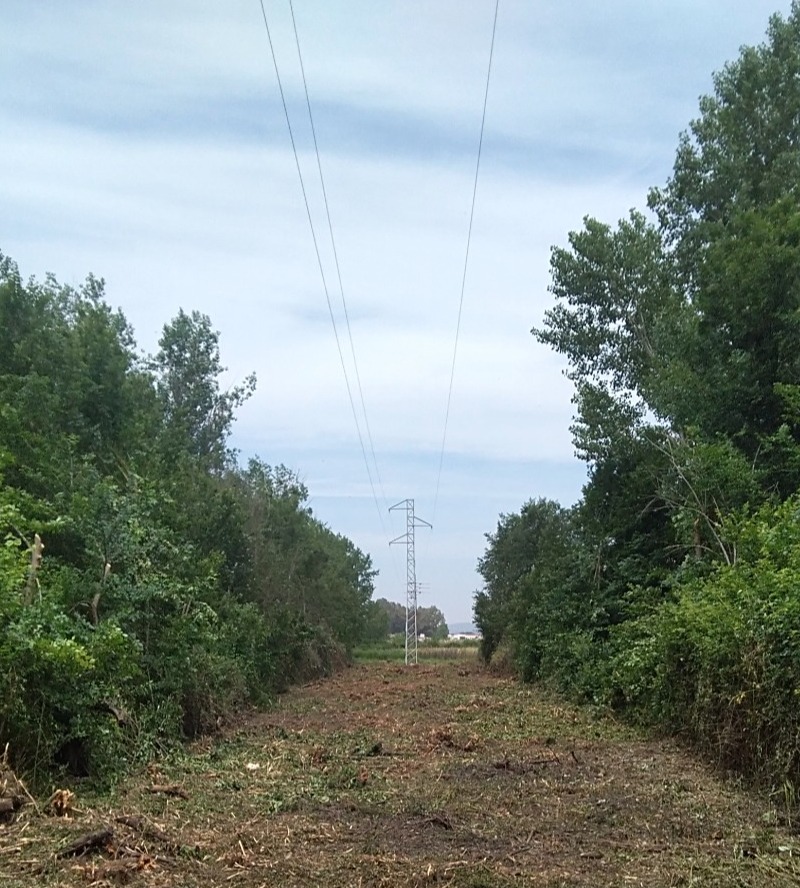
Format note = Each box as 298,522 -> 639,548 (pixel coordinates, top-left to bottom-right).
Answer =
353,639 -> 481,663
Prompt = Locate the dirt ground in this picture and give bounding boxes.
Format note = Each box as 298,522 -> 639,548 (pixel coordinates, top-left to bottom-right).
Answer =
2,656 -> 799,887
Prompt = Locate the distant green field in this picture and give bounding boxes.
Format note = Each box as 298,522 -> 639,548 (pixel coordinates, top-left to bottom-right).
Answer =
353,639 -> 481,663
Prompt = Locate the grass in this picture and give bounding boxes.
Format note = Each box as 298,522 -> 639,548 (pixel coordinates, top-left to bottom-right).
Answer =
354,637 -> 481,663
2,660 -> 799,887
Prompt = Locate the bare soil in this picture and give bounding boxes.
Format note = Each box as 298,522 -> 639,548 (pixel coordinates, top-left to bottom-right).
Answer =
2,657 -> 799,886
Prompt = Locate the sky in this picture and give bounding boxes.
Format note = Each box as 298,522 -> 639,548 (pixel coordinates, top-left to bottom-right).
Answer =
2,0 -> 793,626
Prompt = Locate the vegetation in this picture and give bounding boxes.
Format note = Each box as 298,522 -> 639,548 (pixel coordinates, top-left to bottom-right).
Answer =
3,661 -> 798,886
474,3 -> 800,793
353,635 -> 478,663
363,598 -> 449,643
0,254 -> 376,787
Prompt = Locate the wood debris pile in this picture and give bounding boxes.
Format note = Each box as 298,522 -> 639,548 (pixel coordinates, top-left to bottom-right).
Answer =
0,747 -> 30,818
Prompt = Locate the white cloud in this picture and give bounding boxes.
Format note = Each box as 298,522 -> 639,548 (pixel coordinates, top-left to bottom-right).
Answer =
1,0 -> 793,622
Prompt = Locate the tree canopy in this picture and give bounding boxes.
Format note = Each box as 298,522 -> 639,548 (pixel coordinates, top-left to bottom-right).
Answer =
475,2 -> 800,791
370,598 -> 449,640
0,254 -> 376,784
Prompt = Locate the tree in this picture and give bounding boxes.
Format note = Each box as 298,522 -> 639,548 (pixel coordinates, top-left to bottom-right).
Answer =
499,3 -> 800,748
370,599 -> 448,640
676,199 -> 800,493
650,5 -> 800,255
534,212 -> 678,462
531,6 -> 800,631
474,499 -> 577,664
648,3 -> 800,485
374,598 -> 406,635
360,600 -> 390,643
536,6 -> 800,493
235,458 -> 376,650
0,257 -> 150,501
155,310 -> 255,471
0,250 -> 378,782
416,605 -> 448,639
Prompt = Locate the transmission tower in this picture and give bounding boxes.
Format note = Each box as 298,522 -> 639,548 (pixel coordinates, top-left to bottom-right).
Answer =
389,499 -> 432,665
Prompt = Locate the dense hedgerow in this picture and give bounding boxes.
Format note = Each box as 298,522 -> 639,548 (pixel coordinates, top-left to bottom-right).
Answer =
611,498 -> 800,785
0,255 -> 374,788
476,4 -> 800,796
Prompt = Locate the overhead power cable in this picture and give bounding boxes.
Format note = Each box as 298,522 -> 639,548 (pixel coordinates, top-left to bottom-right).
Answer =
287,0 -> 391,517
256,0 -> 388,536
286,0 -> 403,581
431,0 -> 500,527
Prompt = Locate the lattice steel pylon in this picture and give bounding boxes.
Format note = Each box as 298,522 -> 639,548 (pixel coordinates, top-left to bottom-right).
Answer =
389,499 -> 432,665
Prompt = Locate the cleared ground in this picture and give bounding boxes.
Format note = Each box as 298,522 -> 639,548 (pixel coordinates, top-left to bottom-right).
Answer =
2,657 -> 799,886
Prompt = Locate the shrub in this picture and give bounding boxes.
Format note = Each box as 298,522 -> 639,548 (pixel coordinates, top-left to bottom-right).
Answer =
611,497 -> 800,787
0,599 -> 142,786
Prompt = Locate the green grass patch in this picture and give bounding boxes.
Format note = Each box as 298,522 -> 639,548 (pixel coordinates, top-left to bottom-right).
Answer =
354,637 -> 481,663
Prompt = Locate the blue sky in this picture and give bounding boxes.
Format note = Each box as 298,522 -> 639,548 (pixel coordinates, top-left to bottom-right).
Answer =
2,0 -> 792,624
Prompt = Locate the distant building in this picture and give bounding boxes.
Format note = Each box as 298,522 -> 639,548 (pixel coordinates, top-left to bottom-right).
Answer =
446,632 -> 481,642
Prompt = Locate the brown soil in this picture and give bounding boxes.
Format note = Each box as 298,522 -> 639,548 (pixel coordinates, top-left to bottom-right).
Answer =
1,658 -> 798,886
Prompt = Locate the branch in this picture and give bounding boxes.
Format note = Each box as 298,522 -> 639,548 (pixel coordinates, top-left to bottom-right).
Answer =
24,533 -> 44,606
57,828 -> 113,858
648,434 -> 734,565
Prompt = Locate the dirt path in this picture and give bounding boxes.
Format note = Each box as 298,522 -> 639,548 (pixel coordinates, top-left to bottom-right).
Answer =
2,659 -> 799,886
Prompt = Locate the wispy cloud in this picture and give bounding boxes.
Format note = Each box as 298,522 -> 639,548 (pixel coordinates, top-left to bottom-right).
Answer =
2,0 -> 792,620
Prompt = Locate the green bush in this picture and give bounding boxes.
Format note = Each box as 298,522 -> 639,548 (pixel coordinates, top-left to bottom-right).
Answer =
0,599 -> 142,786
0,256 -> 376,788
611,497 -> 800,787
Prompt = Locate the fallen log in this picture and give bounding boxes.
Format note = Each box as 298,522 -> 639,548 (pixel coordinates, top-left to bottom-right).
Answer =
57,828 -> 113,858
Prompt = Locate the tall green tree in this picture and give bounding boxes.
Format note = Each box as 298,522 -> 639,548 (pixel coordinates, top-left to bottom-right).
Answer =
155,309 -> 255,471
479,5 -> 800,751
532,4 -> 800,596
474,499 -> 577,664
0,251 -> 379,782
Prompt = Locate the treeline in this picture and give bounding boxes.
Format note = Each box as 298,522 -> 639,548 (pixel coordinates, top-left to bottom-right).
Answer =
475,5 -> 800,791
362,598 -> 449,641
0,255 -> 375,785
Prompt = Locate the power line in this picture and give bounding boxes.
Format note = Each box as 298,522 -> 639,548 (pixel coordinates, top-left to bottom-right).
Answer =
287,0 -> 390,516
256,0 -> 388,537
286,0 -> 403,583
431,0 -> 500,526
